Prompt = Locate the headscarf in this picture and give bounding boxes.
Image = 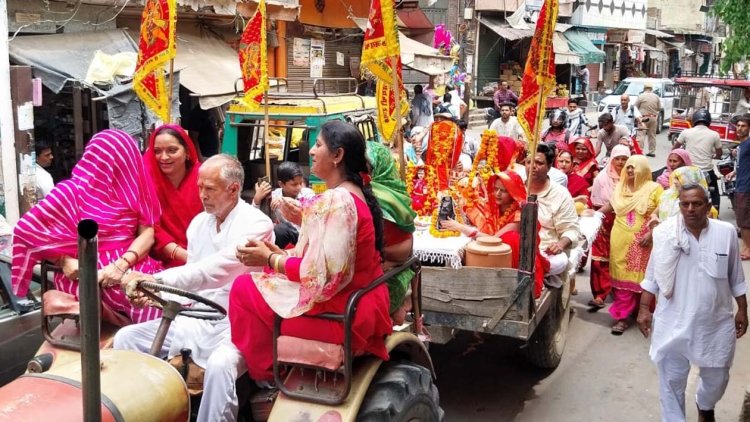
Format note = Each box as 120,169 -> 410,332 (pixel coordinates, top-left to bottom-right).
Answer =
611,155 -> 660,216
590,144 -> 631,207
252,188 -> 358,318
143,125 -> 203,263
479,170 -> 526,234
651,213 -> 690,299
570,136 -> 597,178
12,130 -> 161,295
657,166 -> 709,220
366,141 -> 416,233
656,149 -> 692,188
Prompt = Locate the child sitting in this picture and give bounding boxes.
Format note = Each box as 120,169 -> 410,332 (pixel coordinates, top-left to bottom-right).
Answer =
253,161 -> 315,248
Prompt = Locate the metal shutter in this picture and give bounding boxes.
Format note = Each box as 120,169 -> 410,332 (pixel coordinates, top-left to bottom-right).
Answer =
286,35 -> 363,93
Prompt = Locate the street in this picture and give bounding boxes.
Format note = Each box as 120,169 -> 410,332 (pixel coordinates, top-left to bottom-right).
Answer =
431,125 -> 750,421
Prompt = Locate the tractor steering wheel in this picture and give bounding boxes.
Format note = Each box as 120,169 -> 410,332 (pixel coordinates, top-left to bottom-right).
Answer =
137,281 -> 226,320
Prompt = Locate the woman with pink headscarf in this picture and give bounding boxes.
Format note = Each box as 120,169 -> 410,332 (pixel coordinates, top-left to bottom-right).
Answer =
11,129 -> 163,325
655,149 -> 692,188
587,144 -> 631,309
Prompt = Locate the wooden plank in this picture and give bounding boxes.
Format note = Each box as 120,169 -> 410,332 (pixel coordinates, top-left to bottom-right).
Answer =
421,267 -> 525,320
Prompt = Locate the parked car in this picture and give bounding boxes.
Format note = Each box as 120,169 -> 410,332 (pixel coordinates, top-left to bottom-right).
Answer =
597,77 -> 676,133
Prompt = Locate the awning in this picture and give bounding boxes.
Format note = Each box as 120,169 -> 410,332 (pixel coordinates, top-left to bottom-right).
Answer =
644,28 -> 673,38
563,30 -> 606,64
8,29 -> 138,94
553,33 -> 581,65
396,7 -> 434,32
352,17 -> 454,75
479,17 -> 573,41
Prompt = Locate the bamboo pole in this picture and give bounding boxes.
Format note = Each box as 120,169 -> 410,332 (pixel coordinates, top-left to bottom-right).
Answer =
525,88 -> 548,193
167,58 -> 175,123
391,56 -> 406,181
263,89 -> 271,179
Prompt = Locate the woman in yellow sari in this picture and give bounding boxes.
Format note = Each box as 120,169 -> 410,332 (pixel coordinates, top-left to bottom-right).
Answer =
606,155 -> 663,334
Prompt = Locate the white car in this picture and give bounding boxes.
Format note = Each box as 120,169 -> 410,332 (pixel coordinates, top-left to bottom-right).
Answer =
596,77 -> 676,133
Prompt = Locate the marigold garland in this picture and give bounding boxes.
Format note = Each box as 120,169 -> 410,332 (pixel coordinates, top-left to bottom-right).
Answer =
406,162 -> 439,217
427,121 -> 460,189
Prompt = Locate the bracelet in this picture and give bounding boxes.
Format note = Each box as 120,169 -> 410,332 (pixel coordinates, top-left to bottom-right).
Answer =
273,254 -> 283,273
266,253 -> 277,268
125,250 -> 140,263
121,254 -> 135,267
170,244 -> 179,261
114,262 -> 127,274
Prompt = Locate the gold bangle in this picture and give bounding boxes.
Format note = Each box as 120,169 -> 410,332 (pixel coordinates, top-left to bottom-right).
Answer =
273,255 -> 283,273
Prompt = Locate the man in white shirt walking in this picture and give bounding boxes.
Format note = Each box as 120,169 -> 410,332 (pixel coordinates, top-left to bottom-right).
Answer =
637,184 -> 747,422
612,94 -> 641,135
115,154 -> 275,422
34,141 -> 55,199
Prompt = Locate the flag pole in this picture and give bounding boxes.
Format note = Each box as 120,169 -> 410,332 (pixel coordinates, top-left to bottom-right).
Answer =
525,89 -> 547,193
263,88 -> 271,179
391,56 -> 406,181
167,58 -> 175,123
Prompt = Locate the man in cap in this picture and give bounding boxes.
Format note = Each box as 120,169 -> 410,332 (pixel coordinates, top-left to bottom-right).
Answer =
635,82 -> 662,157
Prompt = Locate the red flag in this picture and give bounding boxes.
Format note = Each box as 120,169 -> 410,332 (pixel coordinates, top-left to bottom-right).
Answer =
239,0 -> 268,106
362,0 -> 409,143
133,0 -> 176,123
517,0 -> 559,152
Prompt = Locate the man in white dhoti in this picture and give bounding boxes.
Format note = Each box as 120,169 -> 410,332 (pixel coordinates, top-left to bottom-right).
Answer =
114,154 -> 274,422
637,183 -> 748,422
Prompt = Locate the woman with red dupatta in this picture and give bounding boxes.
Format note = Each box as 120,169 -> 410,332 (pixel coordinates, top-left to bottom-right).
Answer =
229,121 -> 392,383
442,171 -> 548,297
587,144 -> 631,309
11,129 -> 163,325
144,125 -> 203,268
570,136 -> 599,186
556,149 -> 591,206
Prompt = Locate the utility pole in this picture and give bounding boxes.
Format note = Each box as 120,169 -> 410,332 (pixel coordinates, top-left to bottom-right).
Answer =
0,0 -> 20,223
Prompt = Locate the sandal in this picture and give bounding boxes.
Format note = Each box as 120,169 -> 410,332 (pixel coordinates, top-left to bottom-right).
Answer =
611,320 -> 629,336
588,298 -> 605,309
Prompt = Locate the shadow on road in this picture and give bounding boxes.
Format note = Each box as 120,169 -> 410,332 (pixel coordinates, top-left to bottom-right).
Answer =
429,330 -> 555,420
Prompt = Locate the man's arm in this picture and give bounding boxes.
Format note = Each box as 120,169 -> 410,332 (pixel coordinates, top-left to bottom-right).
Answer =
160,214 -> 275,292
727,226 -> 748,337
553,191 -> 581,250
493,90 -> 502,110
672,132 -> 685,149
637,254 -> 658,337
713,135 -> 723,159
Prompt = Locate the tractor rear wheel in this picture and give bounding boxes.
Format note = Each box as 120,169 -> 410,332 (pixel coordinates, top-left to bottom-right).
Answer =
523,288 -> 570,369
357,360 -> 443,422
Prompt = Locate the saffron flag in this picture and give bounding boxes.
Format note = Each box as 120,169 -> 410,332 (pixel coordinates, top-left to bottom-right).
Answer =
516,0 -> 558,152
362,0 -> 409,143
133,0 -> 176,123
239,0 -> 268,106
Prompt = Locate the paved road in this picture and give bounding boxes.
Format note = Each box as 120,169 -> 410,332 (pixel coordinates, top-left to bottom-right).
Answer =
431,127 -> 750,421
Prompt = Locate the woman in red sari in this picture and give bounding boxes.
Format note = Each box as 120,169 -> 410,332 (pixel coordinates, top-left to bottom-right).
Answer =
555,150 -> 590,206
570,136 -> 599,186
143,125 -> 203,268
441,171 -> 548,297
229,121 -> 392,382
11,129 -> 163,325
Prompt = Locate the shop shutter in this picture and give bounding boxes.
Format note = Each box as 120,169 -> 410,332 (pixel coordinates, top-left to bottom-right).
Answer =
476,25 -> 502,91
286,36 -> 363,93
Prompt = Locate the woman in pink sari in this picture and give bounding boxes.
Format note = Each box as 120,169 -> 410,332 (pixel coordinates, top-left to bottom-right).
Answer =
229,121 -> 392,383
11,129 -> 163,325
655,148 -> 691,188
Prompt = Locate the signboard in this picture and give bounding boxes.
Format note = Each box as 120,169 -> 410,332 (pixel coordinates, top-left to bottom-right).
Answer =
310,39 -> 325,78
292,38 -> 310,67
607,29 -> 627,43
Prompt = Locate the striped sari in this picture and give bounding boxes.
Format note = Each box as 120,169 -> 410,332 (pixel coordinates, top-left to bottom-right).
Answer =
12,129 -> 163,324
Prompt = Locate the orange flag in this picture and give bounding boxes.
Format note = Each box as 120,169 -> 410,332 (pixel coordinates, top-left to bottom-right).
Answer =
517,0 -> 558,153
239,0 -> 268,106
133,0 -> 176,123
361,0 -> 409,143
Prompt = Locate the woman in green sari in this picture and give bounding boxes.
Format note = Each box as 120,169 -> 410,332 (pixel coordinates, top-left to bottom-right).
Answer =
366,141 -> 417,322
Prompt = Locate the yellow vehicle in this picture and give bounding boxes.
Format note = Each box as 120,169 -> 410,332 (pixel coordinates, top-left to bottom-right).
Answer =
221,78 -> 379,193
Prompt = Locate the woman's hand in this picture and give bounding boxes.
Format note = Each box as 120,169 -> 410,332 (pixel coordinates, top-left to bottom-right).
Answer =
270,196 -> 282,211
638,231 -> 653,248
279,198 -> 303,226
439,218 -> 462,232
99,259 -> 127,288
236,239 -> 272,267
60,256 -> 79,281
263,240 -> 285,256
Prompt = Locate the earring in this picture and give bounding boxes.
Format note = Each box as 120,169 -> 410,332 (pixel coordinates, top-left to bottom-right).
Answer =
334,161 -> 338,168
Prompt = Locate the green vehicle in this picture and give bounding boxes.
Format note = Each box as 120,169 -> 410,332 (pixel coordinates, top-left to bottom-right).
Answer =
221,78 -> 378,193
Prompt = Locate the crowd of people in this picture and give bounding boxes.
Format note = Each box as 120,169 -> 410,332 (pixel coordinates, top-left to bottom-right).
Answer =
6,74 -> 750,421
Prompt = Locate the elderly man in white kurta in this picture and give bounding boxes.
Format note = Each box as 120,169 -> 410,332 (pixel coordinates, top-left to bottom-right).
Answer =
114,155 -> 274,422
637,184 -> 747,422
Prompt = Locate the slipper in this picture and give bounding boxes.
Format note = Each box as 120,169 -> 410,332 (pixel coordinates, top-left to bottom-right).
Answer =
742,255 -> 750,261
588,298 -> 605,308
571,289 -> 579,296
611,320 -> 629,336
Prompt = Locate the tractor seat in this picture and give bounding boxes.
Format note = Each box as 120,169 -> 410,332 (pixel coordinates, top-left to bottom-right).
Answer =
43,290 -> 80,317
276,336 -> 345,372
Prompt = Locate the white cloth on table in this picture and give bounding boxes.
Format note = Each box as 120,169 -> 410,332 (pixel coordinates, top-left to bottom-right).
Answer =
412,230 -> 472,269
113,199 -> 274,422
641,219 -> 746,368
657,351 -> 730,422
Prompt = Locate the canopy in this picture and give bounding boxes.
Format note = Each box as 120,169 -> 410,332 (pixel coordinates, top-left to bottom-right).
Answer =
9,29 -> 138,94
553,33 -> 581,65
563,30 -> 605,64
479,17 -> 573,41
